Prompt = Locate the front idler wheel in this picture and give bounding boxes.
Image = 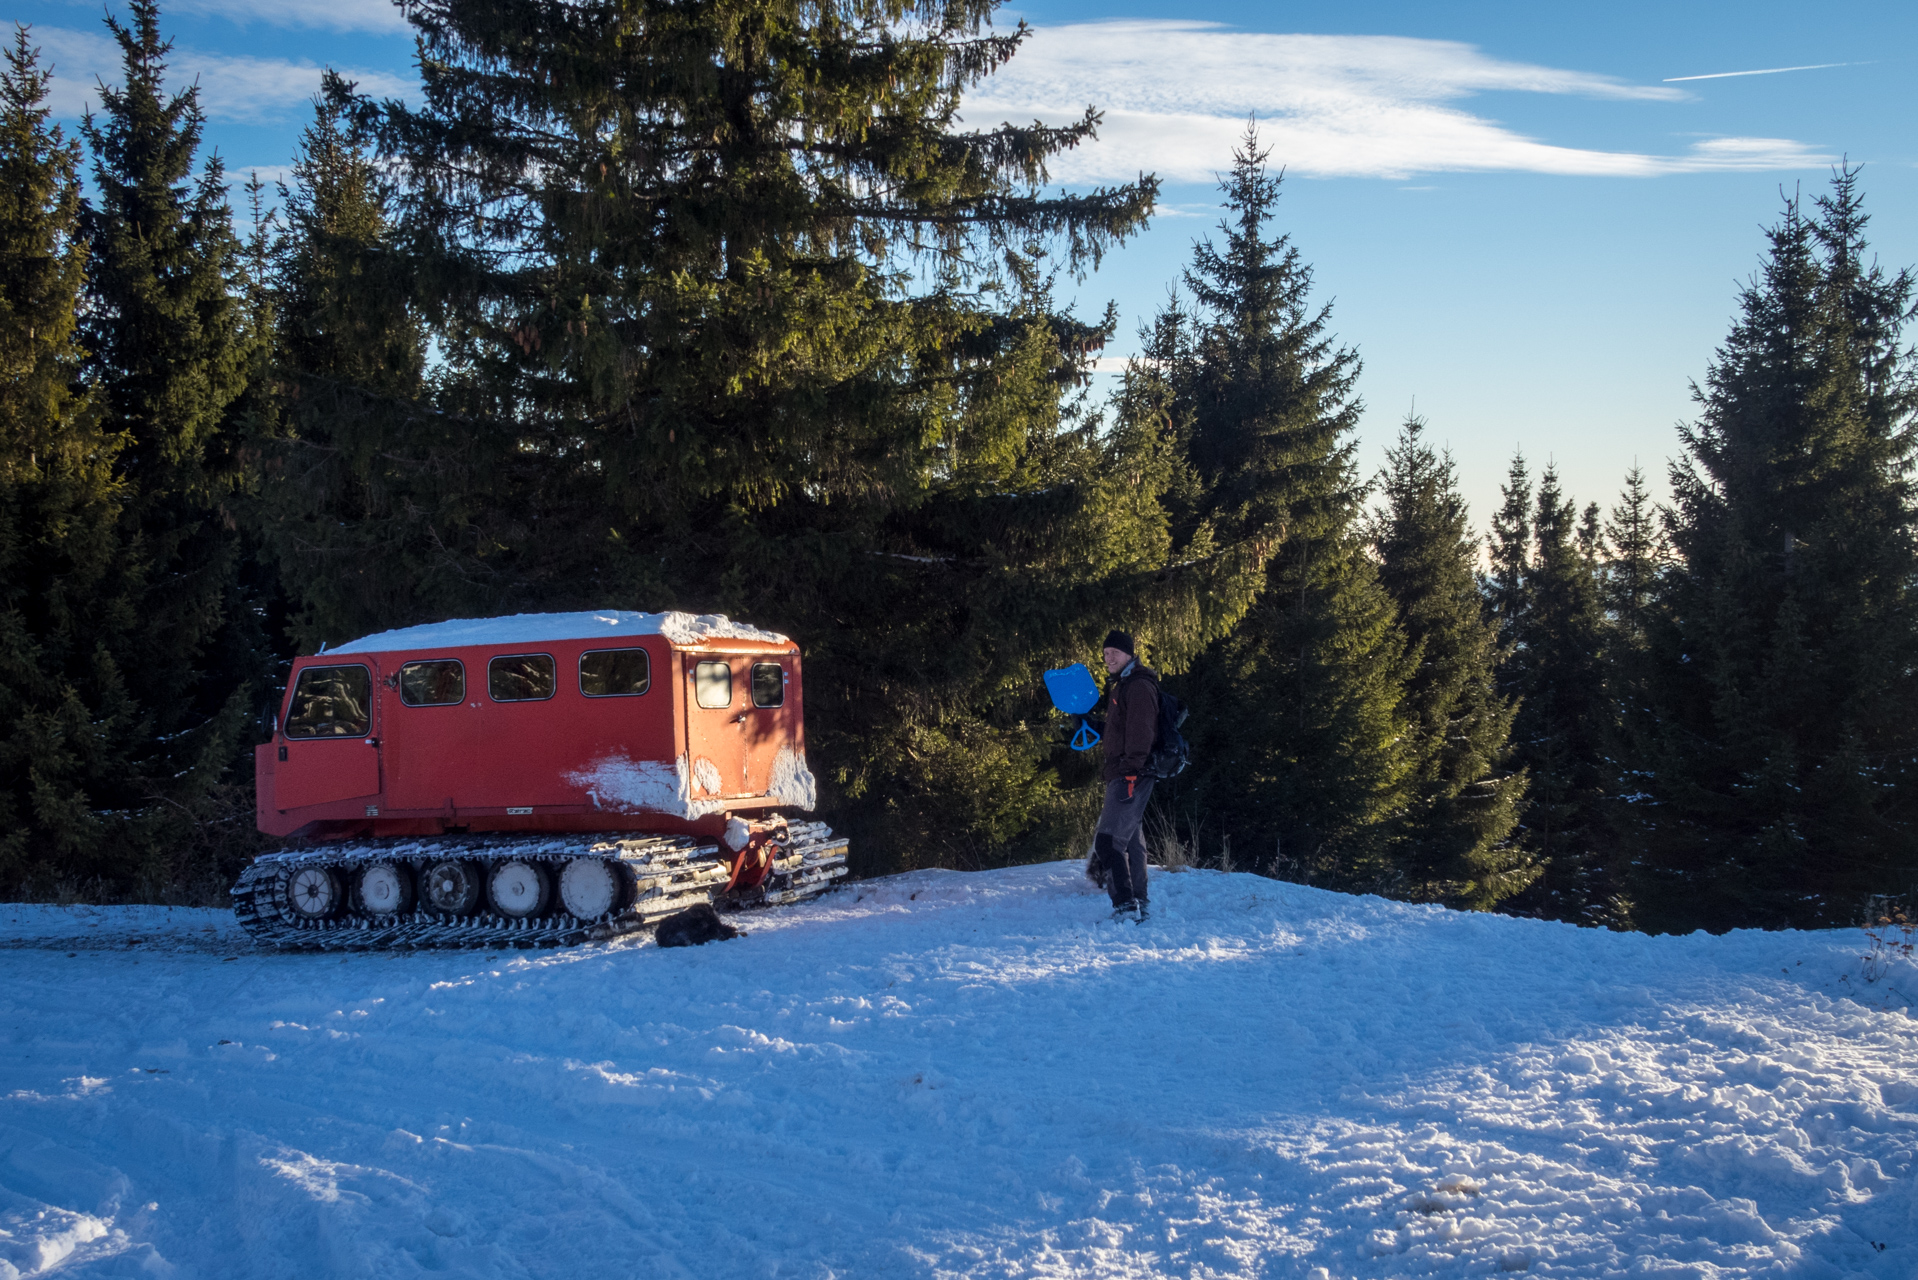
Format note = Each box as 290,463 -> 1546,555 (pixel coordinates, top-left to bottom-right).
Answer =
423,860 -> 482,915
356,863 -> 416,916
286,866 -> 343,920
558,858 -> 620,919
489,860 -> 552,919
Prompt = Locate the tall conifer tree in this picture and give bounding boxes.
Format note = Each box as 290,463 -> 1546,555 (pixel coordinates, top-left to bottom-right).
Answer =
804,260 -> 1265,869
311,0 -> 1159,622
1370,414 -> 1532,908
1511,465 -> 1613,919
249,101 -> 430,639
1484,454 -> 1618,922
281,0 -> 1264,871
1598,465 -> 1668,896
1164,130 -> 1414,886
72,0 -> 266,894
1602,465 -> 1666,645
1633,173 -> 1918,930
0,28 -> 141,891
1485,452 -> 1531,649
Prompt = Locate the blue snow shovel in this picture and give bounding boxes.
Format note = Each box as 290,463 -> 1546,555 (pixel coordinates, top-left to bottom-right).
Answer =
1044,663 -> 1103,750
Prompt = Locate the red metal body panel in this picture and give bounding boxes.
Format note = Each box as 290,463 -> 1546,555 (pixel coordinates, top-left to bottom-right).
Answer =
257,623 -> 813,843
277,735 -> 382,809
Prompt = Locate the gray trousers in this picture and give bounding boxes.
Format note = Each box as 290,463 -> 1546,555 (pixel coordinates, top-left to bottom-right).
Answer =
1094,776 -> 1155,907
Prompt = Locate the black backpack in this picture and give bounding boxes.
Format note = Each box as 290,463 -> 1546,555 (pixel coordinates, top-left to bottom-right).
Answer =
1144,684 -> 1191,779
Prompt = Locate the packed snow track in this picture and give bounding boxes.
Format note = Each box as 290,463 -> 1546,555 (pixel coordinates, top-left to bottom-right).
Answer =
3,863 -> 1914,1278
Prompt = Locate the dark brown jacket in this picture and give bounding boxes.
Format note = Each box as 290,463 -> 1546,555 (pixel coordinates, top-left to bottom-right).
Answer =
1101,663 -> 1161,782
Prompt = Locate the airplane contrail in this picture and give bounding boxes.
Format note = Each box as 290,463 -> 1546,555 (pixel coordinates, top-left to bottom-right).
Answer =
1664,62 -> 1854,82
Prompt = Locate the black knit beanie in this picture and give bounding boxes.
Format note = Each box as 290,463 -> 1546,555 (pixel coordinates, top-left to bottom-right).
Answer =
1103,629 -> 1135,656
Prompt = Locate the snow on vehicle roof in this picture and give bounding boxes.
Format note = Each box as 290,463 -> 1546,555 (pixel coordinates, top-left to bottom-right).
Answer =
325,610 -> 789,654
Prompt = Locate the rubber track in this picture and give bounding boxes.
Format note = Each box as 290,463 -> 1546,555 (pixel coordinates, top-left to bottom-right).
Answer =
230,823 -> 850,951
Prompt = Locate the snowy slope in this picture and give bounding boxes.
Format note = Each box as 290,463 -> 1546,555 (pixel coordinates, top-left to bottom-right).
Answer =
2,863 -> 1914,1279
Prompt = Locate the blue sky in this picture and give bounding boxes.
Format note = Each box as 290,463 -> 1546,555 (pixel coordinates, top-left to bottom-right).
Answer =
9,0 -> 1914,532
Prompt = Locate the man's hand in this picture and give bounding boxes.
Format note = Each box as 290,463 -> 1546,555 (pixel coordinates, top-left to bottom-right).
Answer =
1125,775 -> 1137,800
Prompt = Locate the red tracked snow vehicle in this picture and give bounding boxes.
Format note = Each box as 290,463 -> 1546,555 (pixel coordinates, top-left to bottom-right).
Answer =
231,611 -> 848,949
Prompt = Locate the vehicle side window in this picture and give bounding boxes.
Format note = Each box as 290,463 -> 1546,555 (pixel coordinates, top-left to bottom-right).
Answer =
694,661 -> 732,709
580,648 -> 650,697
399,659 -> 464,707
751,662 -> 785,708
489,653 -> 556,702
284,665 -> 371,738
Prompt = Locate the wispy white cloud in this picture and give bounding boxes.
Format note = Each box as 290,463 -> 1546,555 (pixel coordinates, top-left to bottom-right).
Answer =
170,0 -> 410,35
966,22 -> 1833,182
27,26 -> 413,123
1148,201 -> 1216,219
1663,62 -> 1854,82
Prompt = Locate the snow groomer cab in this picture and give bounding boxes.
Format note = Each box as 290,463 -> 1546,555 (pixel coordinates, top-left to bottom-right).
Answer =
257,610 -> 816,840
234,611 -> 846,949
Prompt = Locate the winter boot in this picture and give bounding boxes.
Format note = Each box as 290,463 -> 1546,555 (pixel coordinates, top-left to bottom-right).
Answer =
1109,899 -> 1138,922
1133,899 -> 1150,924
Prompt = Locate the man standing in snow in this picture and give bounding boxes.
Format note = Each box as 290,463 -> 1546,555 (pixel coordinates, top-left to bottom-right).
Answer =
1091,630 -> 1161,922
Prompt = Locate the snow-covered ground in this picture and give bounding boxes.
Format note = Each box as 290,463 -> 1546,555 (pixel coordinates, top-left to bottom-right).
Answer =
3,863 -> 1915,1279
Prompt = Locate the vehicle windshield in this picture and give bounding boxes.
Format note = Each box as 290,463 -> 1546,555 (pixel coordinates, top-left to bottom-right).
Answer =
284,665 -> 371,738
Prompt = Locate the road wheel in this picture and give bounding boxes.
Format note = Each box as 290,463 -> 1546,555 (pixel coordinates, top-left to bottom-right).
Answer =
489,860 -> 552,919
356,863 -> 416,916
423,860 -> 481,915
559,858 -> 619,919
286,866 -> 343,919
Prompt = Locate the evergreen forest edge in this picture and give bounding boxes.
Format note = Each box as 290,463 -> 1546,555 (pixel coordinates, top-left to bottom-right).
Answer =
2,1 -> 1914,935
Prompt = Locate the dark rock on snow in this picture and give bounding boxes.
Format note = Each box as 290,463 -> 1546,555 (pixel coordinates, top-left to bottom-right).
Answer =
655,904 -> 742,947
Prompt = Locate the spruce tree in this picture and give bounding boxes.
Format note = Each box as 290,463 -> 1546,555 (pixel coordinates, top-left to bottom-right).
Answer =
1370,414 -> 1532,908
1185,535 -> 1412,885
1162,129 -> 1415,886
790,261 -> 1266,870
277,0 -> 1267,872
73,0 -> 267,895
248,100 -> 430,639
1634,173 -> 1918,931
1598,465 -> 1668,894
1509,464 -> 1614,919
1484,451 -> 1531,649
306,0 -> 1158,627
1175,133 -> 1354,554
1602,464 -> 1667,645
1483,453 -> 1619,922
0,27 -> 140,892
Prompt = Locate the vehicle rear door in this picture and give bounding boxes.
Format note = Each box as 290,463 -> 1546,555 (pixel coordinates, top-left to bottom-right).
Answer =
683,650 -> 795,803
683,651 -> 750,805
739,654 -> 797,796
